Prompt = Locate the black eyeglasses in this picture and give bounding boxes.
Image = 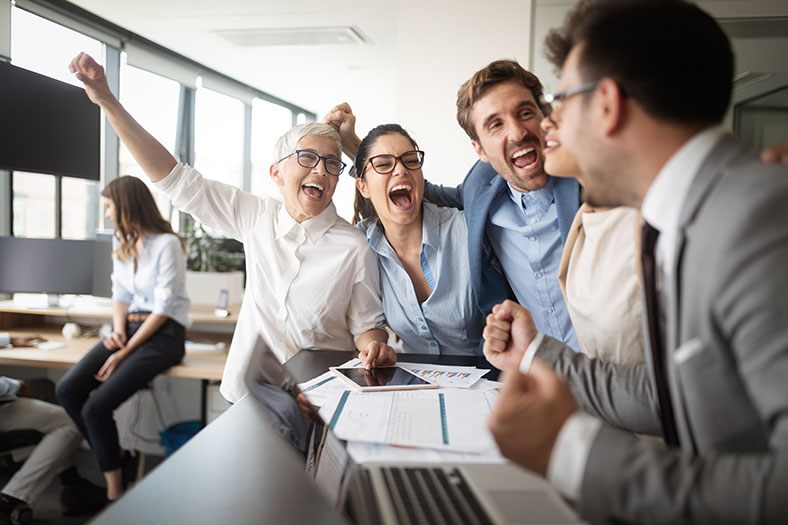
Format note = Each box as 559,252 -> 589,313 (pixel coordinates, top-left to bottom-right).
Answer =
540,81 -> 600,117
364,150 -> 425,175
277,150 -> 346,176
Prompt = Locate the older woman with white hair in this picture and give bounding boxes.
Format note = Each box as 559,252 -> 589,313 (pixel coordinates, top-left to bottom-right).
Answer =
69,53 -> 394,403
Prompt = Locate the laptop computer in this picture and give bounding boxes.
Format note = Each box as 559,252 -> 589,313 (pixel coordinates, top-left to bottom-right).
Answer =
244,337 -> 582,525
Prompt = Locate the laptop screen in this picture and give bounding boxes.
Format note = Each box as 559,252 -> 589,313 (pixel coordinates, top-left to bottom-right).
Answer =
244,337 -> 355,508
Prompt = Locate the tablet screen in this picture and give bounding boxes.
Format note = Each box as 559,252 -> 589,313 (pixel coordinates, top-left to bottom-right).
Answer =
333,366 -> 432,388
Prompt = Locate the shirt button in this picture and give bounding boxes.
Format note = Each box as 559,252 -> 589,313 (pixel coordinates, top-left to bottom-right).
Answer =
529,236 -> 536,241
530,218 -> 537,224
536,273 -> 543,279
421,325 -> 427,330
525,194 -> 532,200
546,308 -> 554,314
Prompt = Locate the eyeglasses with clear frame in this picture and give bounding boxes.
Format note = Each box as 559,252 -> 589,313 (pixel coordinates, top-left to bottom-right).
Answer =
364,150 -> 425,175
277,150 -> 346,176
539,81 -> 600,119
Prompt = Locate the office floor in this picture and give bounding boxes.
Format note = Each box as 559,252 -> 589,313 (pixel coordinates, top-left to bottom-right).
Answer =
0,447 -> 164,524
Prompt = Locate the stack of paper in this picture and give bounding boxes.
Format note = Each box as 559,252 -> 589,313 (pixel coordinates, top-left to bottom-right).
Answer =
299,359 -> 504,463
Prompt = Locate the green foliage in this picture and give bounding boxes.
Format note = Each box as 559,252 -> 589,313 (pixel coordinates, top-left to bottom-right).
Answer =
184,218 -> 245,273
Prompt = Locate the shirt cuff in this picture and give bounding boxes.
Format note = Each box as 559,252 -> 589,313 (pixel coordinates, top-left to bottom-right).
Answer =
520,333 -> 544,373
153,162 -> 185,193
546,412 -> 603,501
0,333 -> 9,348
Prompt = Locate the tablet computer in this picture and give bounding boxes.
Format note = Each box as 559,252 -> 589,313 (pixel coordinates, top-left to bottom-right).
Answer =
330,366 -> 438,392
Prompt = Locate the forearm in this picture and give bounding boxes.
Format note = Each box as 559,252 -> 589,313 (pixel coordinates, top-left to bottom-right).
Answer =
537,335 -> 662,435
112,301 -> 129,335
122,313 -> 169,354
100,97 -> 177,182
342,133 -> 361,161
354,328 -> 388,352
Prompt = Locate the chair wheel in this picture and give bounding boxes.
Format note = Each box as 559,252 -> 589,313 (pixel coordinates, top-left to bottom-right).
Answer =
10,504 -> 33,525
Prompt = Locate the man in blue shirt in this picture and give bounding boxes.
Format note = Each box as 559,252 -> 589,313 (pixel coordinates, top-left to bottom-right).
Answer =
424,60 -> 580,350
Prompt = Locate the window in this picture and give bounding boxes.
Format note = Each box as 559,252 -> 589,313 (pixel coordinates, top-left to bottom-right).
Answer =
250,98 -> 292,198
119,61 -> 180,218
12,172 -> 56,238
194,87 -> 244,188
61,178 -> 99,240
10,7 -> 103,87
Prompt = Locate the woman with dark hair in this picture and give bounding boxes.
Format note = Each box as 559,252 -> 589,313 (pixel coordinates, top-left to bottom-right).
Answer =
56,175 -> 190,501
327,107 -> 484,355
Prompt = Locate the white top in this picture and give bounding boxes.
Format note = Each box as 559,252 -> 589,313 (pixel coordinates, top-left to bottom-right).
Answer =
111,232 -> 191,329
545,127 -> 726,500
155,163 -> 386,402
561,205 -> 644,364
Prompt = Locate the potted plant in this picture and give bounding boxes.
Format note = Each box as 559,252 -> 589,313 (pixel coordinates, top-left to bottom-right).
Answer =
183,219 -> 245,306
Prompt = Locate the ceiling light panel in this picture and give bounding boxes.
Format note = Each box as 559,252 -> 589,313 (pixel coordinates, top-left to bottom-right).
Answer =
215,26 -> 366,47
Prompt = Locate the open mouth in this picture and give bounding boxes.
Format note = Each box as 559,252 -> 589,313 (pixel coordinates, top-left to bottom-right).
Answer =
302,182 -> 324,201
388,182 -> 414,210
511,146 -> 539,170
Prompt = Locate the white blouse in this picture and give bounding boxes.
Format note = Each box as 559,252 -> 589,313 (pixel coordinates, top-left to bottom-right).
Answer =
558,204 -> 645,365
156,163 -> 386,402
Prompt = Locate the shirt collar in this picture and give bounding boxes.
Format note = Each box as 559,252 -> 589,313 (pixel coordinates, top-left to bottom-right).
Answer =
365,203 -> 438,256
641,126 -> 725,236
506,176 -> 555,213
275,201 -> 338,242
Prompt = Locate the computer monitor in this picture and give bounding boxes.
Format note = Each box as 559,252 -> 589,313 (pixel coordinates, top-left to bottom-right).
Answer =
0,61 -> 100,180
0,236 -> 112,298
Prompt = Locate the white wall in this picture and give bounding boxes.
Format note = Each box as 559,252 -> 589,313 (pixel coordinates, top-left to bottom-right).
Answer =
391,0 -> 534,188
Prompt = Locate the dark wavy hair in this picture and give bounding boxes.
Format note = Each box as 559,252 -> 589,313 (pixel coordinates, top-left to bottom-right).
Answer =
101,176 -> 186,261
352,124 -> 420,225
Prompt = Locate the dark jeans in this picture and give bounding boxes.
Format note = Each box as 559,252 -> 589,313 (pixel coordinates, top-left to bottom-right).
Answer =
55,319 -> 185,472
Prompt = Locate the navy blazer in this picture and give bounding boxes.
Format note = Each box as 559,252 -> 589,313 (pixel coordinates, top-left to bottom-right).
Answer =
424,160 -> 580,317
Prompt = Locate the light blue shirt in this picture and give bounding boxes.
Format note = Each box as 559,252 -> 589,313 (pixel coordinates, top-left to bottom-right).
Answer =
358,202 -> 483,355
111,233 -> 191,328
486,178 -> 579,351
0,375 -> 21,402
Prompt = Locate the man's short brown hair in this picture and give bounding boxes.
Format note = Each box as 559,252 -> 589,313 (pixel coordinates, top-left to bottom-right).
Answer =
456,59 -> 544,142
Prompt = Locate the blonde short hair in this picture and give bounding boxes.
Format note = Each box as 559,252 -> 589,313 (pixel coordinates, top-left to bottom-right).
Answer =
272,122 -> 342,164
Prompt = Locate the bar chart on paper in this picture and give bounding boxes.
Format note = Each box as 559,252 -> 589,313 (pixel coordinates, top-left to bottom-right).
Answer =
397,363 -> 489,388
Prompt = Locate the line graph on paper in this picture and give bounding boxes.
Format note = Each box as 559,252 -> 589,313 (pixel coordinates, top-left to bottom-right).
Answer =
330,392 -> 391,443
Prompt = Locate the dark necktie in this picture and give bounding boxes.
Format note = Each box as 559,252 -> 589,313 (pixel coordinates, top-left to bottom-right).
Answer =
641,222 -> 680,447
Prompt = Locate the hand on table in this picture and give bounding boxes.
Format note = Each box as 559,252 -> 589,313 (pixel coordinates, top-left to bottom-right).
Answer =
488,360 -> 578,476
9,335 -> 45,347
482,300 -> 539,372
358,341 -> 396,369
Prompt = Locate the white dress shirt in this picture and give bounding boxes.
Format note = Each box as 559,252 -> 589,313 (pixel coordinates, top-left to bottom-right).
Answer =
156,163 -> 386,402
111,232 -> 191,329
544,127 -> 726,500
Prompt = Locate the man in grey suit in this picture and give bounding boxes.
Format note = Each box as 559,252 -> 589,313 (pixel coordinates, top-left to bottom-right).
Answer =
482,1 -> 788,523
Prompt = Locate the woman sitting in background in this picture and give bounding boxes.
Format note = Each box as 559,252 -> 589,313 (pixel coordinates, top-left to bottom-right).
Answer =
56,176 -> 190,501
327,107 -> 484,355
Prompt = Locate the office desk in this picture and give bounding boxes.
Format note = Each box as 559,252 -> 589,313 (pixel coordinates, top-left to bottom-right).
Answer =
0,298 -> 232,380
93,350 -> 500,524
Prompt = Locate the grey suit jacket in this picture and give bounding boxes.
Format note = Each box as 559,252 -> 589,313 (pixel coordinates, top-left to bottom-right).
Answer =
537,135 -> 788,524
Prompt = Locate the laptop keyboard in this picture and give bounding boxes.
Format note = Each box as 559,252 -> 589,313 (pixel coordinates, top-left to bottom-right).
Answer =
376,466 -> 494,525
